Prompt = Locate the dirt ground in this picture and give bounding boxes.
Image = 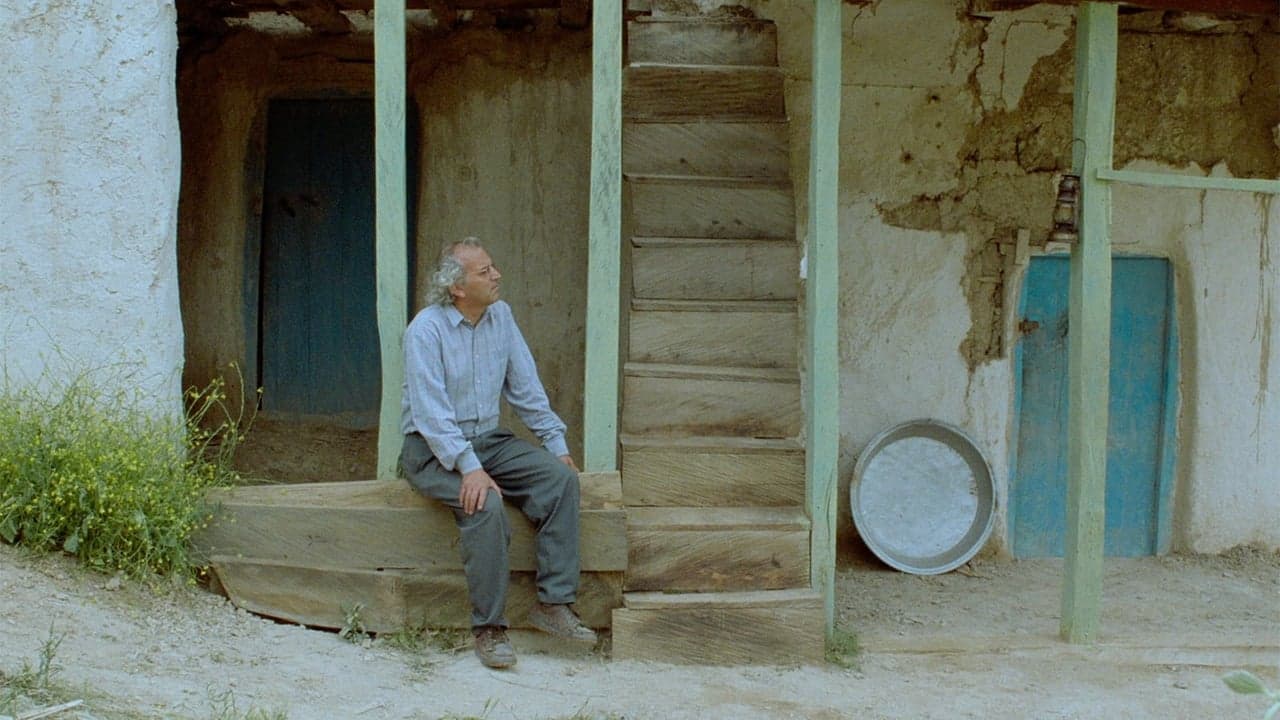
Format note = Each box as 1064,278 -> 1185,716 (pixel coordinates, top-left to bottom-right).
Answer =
229,418 -> 378,483
9,422 -> 1271,718
1,540 -> 1276,720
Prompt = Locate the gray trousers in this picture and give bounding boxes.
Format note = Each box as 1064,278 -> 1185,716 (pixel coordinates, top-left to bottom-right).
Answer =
399,429 -> 581,629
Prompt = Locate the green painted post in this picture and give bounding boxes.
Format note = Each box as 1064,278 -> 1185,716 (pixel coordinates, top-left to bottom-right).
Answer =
807,0 -> 842,639
583,0 -> 623,472
1097,168 -> 1280,195
374,0 -> 408,481
1062,1 -> 1117,644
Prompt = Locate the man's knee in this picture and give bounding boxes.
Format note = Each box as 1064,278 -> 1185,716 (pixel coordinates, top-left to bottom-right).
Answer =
549,462 -> 579,505
459,491 -> 510,533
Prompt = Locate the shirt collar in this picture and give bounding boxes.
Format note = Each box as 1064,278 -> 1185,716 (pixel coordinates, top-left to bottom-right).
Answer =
444,303 -> 490,328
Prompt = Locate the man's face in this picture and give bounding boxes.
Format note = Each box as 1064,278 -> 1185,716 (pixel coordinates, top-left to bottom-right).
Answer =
451,245 -> 502,309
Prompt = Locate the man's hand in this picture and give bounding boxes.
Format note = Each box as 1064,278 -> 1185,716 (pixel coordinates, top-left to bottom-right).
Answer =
460,468 -> 501,515
558,455 -> 579,472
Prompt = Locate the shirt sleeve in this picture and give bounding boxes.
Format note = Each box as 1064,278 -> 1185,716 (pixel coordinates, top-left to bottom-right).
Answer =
500,307 -> 569,458
404,318 -> 482,474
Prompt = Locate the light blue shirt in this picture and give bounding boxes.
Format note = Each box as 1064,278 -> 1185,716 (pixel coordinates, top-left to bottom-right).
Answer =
400,300 -> 569,474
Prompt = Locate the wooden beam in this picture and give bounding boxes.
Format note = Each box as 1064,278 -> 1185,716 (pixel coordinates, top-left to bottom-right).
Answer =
1062,0 -> 1117,645
374,0 -> 408,481
1098,168 -> 1280,195
971,0 -> 1276,17
558,0 -> 590,29
582,0 -> 622,472
211,559 -> 623,631
806,0 -> 842,643
192,478 -> 629,572
282,0 -> 353,33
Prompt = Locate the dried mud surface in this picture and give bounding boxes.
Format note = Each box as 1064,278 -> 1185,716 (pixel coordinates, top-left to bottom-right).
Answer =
1,542 -> 1276,719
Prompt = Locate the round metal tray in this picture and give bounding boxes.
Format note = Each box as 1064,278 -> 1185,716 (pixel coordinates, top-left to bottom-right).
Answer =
850,420 -> 996,575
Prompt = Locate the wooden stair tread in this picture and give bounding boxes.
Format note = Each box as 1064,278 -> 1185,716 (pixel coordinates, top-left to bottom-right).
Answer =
208,473 -> 622,510
627,61 -> 782,73
623,588 -> 820,610
631,235 -> 794,248
624,362 -> 798,383
209,556 -> 622,631
631,298 -> 794,313
623,116 -> 788,125
623,121 -> 789,179
627,506 -> 808,531
625,172 -> 790,189
611,601 -> 824,664
620,433 -> 801,452
621,437 -> 805,507
624,64 -> 785,121
193,483 -> 627,572
630,16 -> 776,25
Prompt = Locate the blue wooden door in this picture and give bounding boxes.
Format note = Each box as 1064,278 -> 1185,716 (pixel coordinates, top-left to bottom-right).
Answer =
259,99 -> 379,424
1012,257 -> 1175,557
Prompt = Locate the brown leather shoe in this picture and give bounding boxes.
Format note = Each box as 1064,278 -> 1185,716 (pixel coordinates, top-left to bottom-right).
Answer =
527,603 -> 598,643
473,626 -> 516,668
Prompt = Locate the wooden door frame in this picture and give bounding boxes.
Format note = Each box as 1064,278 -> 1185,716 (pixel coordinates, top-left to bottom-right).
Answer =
242,92 -> 418,407
1008,253 -> 1180,558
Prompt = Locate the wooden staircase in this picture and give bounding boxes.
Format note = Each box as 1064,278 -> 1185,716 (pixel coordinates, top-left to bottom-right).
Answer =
611,15 -> 824,665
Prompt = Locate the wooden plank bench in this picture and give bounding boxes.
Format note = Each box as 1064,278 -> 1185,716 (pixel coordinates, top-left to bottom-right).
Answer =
193,472 -> 626,633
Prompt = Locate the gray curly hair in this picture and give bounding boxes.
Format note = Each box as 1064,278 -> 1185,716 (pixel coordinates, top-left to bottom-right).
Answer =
424,236 -> 484,306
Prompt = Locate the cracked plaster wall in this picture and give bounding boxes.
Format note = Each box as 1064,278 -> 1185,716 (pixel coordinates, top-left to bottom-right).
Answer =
741,0 -> 1278,553
0,0 -> 183,411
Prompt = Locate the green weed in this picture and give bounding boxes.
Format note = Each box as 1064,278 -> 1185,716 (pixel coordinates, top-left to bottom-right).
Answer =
338,602 -> 368,643
1222,670 -> 1280,719
0,626 -> 67,715
207,686 -> 288,720
0,366 -> 252,579
824,625 -> 861,669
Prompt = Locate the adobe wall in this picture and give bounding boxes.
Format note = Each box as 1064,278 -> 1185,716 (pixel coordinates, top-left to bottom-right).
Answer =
745,0 -> 1278,553
177,21 -> 591,454
0,0 -> 183,411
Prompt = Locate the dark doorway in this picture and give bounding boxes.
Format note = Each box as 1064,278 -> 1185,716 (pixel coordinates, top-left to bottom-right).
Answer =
257,98 -> 380,427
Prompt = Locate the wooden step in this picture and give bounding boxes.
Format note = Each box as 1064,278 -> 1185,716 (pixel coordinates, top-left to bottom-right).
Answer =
624,506 -> 810,592
620,434 -> 804,506
627,19 -> 777,67
629,300 -> 797,368
621,362 -> 801,437
192,475 -> 627,573
612,588 -> 824,664
632,237 -> 798,300
623,121 -> 789,179
624,64 -> 785,121
210,557 -> 622,631
629,176 -> 794,239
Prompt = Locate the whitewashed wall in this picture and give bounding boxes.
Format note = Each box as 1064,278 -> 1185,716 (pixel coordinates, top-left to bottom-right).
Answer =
0,0 -> 183,412
752,0 -> 1278,553
1110,167 -> 1280,552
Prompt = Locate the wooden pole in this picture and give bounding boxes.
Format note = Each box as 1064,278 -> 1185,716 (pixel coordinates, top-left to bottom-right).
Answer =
1097,168 -> 1280,195
374,0 -> 408,481
807,0 -> 843,640
1062,0 -> 1116,644
583,0 -> 623,472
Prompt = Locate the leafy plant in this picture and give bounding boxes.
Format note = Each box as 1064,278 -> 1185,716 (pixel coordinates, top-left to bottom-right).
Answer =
381,622 -> 470,654
1222,670 -> 1280,719
0,625 -> 66,715
338,602 -> 368,643
207,686 -> 288,720
0,366 -> 253,579
824,625 -> 861,669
